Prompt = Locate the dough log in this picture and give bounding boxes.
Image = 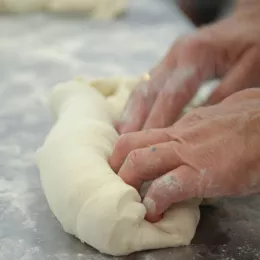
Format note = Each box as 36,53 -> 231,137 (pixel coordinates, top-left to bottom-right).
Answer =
0,0 -> 128,18
36,79 -> 201,256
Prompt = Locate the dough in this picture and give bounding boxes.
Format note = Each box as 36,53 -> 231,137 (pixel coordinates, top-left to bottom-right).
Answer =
36,78 -> 201,256
0,0 -> 128,18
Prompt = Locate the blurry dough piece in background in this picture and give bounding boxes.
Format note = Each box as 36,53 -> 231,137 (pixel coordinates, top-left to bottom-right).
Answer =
49,0 -> 128,18
0,0 -> 128,18
1,0 -> 46,11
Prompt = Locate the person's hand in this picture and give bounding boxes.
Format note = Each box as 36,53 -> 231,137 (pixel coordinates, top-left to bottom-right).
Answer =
110,89 -> 260,222
117,2 -> 260,134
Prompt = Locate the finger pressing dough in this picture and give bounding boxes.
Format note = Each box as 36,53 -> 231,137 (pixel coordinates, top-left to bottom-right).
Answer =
0,0 -> 128,18
36,78 -> 201,256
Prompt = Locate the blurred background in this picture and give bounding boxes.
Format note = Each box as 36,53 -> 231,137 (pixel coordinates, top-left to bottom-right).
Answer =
177,0 -> 235,26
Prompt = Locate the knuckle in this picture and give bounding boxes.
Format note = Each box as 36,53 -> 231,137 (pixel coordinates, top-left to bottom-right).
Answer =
182,108 -> 204,123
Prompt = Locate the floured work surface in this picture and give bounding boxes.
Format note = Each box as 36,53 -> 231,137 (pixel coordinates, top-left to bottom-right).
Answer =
1,0 -> 260,259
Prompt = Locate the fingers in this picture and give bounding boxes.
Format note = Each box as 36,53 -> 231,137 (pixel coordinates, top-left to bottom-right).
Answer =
117,66 -> 171,134
143,165 -> 199,223
142,35 -> 217,129
117,141 -> 182,191
206,47 -> 260,105
116,82 -> 153,134
109,129 -> 172,172
118,33 -> 218,133
143,66 -> 202,129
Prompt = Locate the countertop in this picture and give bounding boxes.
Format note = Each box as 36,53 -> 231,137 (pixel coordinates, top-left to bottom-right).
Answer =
1,1 -> 260,259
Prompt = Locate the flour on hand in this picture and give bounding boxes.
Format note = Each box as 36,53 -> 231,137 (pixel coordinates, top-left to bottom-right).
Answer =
36,78 -> 201,256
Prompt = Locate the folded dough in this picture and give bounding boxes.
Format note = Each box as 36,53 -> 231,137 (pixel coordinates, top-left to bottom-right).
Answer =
36,78 -> 201,256
0,0 -> 128,18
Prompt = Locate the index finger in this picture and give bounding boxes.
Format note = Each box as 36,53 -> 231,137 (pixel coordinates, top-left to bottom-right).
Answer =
118,141 -> 182,190
143,66 -> 201,129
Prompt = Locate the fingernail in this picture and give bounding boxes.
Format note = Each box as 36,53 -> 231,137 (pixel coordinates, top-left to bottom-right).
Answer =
145,213 -> 163,223
143,197 -> 156,215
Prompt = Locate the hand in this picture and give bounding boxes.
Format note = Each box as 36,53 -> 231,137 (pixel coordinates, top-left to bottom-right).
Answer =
117,2 -> 260,134
110,89 -> 260,222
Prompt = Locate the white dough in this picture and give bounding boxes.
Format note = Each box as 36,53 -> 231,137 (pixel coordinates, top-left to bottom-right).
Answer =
36,78 -> 201,256
0,0 -> 128,18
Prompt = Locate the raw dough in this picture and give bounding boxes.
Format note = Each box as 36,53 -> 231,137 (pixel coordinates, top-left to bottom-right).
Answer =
36,77 -> 201,256
0,0 -> 128,18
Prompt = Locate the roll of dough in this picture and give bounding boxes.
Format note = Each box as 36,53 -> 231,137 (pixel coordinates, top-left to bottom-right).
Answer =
36,79 -> 201,256
0,0 -> 128,18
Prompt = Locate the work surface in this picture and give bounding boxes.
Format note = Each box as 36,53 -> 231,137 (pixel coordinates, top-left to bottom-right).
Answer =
1,1 -> 260,259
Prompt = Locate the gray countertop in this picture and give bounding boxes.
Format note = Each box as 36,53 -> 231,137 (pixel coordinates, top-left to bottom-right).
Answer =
1,1 -> 260,259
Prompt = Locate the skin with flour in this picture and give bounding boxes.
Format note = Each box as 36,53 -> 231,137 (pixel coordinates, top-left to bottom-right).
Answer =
111,0 -> 260,222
